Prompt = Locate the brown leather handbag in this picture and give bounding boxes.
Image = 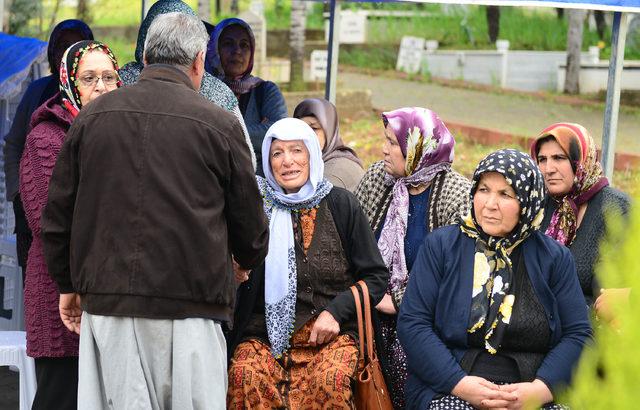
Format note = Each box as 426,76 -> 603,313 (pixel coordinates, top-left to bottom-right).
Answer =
350,280 -> 394,410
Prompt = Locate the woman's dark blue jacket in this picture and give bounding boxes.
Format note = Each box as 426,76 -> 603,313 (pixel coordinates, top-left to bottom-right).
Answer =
397,225 -> 592,410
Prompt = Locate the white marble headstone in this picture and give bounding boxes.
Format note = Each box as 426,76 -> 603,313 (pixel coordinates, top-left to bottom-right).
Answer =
240,6 -> 266,70
310,50 -> 328,82
396,36 -> 425,74
324,10 -> 367,45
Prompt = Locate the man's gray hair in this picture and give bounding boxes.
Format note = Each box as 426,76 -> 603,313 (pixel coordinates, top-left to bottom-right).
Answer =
144,12 -> 209,68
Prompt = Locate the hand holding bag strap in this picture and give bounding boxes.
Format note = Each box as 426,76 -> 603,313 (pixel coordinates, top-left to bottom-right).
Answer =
350,284 -> 366,371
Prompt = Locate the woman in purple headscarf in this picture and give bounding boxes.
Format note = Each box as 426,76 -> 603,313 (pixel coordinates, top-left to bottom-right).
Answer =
355,107 -> 471,409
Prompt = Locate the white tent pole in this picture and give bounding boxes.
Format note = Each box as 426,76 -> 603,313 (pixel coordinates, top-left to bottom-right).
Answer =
601,11 -> 628,181
325,0 -> 340,104
142,0 -> 149,23
0,0 -> 5,33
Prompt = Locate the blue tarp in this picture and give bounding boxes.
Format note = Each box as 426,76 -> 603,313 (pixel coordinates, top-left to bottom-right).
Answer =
356,0 -> 640,11
0,33 -> 47,99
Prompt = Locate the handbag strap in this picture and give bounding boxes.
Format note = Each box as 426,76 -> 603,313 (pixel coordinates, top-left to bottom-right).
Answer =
350,284 -> 366,370
357,280 -> 378,361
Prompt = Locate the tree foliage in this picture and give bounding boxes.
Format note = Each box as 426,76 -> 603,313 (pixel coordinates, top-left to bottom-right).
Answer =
8,0 -> 39,36
564,201 -> 640,407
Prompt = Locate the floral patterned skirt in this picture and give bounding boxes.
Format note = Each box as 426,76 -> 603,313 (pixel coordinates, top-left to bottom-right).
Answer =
429,394 -> 569,409
379,313 -> 407,409
227,320 -> 359,409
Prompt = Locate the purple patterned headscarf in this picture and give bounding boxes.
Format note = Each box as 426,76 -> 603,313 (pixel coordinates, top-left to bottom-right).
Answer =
377,107 -> 456,292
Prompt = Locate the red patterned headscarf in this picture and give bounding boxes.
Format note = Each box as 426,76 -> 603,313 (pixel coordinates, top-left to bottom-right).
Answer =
59,40 -> 121,117
531,123 -> 609,246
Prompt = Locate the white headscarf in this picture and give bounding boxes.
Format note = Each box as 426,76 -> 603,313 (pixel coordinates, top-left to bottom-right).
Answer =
259,118 -> 333,357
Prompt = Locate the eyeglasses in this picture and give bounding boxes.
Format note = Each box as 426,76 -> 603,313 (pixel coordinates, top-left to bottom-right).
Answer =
77,70 -> 120,87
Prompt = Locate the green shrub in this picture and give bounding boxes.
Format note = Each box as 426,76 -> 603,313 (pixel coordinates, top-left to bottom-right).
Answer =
339,46 -> 398,71
563,201 -> 640,407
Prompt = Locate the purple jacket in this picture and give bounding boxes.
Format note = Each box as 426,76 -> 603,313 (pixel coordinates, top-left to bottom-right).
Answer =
20,93 -> 79,358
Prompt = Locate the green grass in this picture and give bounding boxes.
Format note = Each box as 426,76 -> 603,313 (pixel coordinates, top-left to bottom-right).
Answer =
102,36 -> 136,67
338,6 -> 638,70
339,46 -> 398,71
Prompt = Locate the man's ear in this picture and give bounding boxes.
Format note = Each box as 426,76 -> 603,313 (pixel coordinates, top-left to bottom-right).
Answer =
143,51 -> 148,67
192,50 -> 205,76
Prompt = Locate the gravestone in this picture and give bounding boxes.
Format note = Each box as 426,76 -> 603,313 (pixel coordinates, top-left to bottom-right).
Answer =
324,10 -> 367,45
249,0 -> 264,17
396,36 -> 425,74
310,50 -> 328,82
240,4 -> 266,74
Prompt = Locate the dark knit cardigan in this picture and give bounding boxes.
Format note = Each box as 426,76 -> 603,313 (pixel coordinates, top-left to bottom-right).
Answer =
355,160 -> 471,304
227,187 -> 390,357
398,226 -> 592,409
19,93 -> 79,358
540,186 -> 631,306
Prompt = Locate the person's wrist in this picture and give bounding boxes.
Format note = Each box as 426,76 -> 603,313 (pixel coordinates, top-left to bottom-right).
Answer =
451,376 -> 469,397
532,379 -> 553,403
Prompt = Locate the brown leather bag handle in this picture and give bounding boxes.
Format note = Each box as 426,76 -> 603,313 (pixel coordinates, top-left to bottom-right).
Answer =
350,281 -> 379,367
350,284 -> 366,371
356,280 -> 377,362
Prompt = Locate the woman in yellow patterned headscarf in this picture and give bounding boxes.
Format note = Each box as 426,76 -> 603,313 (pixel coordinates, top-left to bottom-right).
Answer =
396,149 -> 591,410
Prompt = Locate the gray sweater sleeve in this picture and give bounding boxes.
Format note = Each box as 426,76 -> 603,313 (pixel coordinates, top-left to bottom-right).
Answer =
231,105 -> 257,171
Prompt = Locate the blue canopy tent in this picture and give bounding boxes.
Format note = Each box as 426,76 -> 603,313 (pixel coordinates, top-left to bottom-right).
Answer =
0,33 -> 46,331
323,0 -> 640,180
0,33 -> 47,137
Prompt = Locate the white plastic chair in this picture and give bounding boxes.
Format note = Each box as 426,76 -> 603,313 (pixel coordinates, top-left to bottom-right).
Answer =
0,239 -> 24,332
0,331 -> 36,409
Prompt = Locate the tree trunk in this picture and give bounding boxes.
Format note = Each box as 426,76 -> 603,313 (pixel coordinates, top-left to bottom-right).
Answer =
37,0 -> 42,35
486,6 -> 500,43
198,0 -> 210,21
2,0 -> 10,32
48,0 -> 62,34
230,0 -> 238,14
289,0 -> 306,91
564,9 -> 586,94
556,8 -> 564,19
594,10 -> 607,40
77,0 -> 92,24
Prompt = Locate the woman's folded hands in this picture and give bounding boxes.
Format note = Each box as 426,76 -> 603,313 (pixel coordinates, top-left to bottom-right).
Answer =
452,376 -> 553,410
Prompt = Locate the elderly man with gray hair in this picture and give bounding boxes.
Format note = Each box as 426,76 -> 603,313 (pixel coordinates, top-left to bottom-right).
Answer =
41,12 -> 269,409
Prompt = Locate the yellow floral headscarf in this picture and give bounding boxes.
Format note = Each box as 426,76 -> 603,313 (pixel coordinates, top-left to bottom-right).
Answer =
460,149 -> 546,354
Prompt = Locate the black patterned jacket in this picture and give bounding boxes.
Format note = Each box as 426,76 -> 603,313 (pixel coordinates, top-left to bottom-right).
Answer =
355,160 -> 471,306
226,187 -> 390,357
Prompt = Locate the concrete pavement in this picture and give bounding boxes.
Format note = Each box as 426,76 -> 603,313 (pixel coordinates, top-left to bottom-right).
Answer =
338,71 -> 640,155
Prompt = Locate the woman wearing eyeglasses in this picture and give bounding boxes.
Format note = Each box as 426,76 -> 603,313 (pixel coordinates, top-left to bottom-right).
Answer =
19,40 -> 121,410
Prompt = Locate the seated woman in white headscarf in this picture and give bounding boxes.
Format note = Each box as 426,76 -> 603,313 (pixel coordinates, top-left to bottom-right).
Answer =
226,118 -> 389,409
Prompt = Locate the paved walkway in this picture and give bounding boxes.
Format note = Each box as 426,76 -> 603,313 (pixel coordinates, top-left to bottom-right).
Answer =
338,71 -> 640,154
